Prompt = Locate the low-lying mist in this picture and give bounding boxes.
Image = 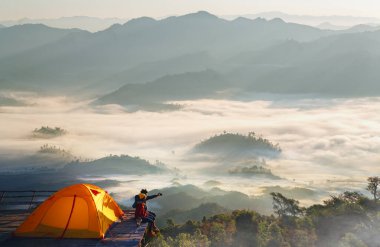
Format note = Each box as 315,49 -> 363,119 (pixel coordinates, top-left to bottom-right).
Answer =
1,92 -> 379,208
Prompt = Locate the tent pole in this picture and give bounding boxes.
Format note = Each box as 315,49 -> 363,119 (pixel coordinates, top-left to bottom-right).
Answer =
60,195 -> 77,239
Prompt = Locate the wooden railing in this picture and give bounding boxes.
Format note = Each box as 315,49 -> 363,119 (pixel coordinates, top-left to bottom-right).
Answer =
0,191 -> 56,211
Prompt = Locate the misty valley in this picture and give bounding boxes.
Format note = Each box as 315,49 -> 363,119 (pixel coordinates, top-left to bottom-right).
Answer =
1,11 -> 380,247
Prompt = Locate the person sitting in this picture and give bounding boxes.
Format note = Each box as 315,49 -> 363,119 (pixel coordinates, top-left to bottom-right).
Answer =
133,189 -> 162,234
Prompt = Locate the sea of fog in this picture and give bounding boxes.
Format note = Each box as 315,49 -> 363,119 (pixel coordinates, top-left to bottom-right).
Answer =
1,92 -> 380,205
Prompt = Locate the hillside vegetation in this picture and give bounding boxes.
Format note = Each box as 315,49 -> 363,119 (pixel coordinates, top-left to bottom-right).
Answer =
150,177 -> 380,247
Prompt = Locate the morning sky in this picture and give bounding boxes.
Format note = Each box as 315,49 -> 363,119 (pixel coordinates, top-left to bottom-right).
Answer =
1,0 -> 379,21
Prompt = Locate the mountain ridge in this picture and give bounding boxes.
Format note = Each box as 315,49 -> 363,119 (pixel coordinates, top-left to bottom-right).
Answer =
0,11 -> 329,92
1,11 -> 380,98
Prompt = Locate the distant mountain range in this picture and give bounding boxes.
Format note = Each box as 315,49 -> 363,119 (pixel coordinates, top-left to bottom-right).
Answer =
243,31 -> 380,96
0,16 -> 128,32
0,11 -> 330,93
223,11 -> 380,27
345,24 -> 380,33
317,22 -> 350,31
0,24 -> 82,59
317,23 -> 380,33
1,11 -> 380,105
2,12 -> 380,32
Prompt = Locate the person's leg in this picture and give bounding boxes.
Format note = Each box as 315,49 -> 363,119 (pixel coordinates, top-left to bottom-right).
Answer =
151,221 -> 159,232
142,217 -> 154,224
146,212 -> 158,232
147,214 -> 156,221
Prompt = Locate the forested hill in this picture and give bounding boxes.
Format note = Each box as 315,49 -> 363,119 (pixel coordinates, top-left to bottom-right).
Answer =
192,132 -> 281,158
149,177 -> 380,247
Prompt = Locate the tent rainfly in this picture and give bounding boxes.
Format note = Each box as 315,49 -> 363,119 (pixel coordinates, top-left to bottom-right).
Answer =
14,184 -> 124,239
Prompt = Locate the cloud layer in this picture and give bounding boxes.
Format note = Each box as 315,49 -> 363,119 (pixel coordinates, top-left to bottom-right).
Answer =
1,93 -> 379,199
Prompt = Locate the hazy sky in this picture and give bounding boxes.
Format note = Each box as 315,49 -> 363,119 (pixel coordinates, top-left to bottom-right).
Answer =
1,0 -> 380,21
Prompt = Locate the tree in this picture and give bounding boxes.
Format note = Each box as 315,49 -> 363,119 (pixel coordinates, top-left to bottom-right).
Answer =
149,236 -> 171,247
366,176 -> 380,202
340,191 -> 365,204
265,223 -> 285,247
323,191 -> 366,208
234,211 -> 259,246
270,192 -> 303,217
208,223 -> 227,246
165,231 -> 210,247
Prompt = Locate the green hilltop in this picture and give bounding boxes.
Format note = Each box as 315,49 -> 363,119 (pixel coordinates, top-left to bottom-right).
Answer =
193,132 -> 281,158
33,126 -> 67,138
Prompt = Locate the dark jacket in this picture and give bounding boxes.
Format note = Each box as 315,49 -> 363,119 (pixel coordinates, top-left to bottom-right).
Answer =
132,193 -> 159,208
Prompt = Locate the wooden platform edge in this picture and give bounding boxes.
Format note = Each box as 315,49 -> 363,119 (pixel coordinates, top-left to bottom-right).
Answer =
0,210 -> 149,247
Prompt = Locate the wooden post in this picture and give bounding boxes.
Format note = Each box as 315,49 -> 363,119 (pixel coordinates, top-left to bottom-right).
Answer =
28,191 -> 36,210
0,191 -> 6,206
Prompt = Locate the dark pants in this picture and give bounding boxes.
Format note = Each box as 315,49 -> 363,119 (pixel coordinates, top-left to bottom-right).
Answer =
142,211 -> 156,223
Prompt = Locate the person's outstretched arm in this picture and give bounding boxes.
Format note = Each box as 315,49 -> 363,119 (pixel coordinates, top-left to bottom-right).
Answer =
146,193 -> 162,200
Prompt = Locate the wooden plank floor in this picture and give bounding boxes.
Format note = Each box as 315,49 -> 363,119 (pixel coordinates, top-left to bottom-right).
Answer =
0,211 -> 30,242
101,211 -> 148,247
0,210 -> 148,247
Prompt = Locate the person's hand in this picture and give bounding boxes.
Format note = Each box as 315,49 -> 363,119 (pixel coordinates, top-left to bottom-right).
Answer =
158,193 -> 163,196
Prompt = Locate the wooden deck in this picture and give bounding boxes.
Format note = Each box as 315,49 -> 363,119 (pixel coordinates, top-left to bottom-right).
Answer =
101,211 -> 148,247
0,210 -> 148,247
0,211 -> 30,242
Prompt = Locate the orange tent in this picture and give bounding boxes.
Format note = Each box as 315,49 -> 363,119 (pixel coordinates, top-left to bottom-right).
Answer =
14,184 -> 124,239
